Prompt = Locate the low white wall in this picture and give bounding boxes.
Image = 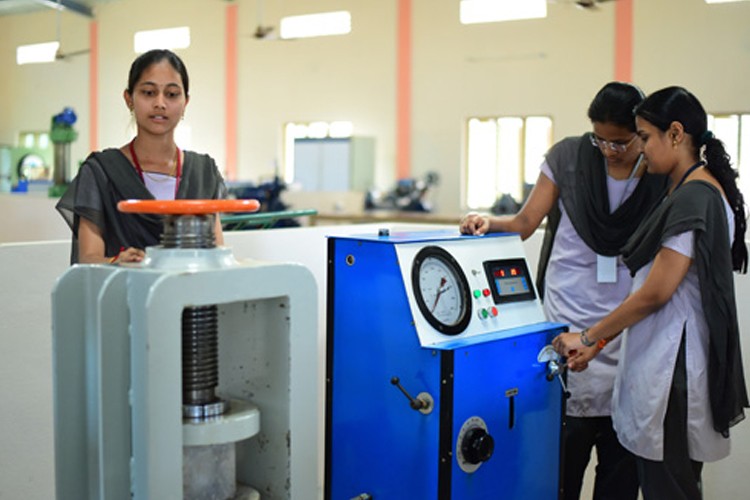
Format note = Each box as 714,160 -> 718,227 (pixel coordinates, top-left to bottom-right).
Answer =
0,241 -> 69,499
0,194 -> 70,244
1,227 -> 749,499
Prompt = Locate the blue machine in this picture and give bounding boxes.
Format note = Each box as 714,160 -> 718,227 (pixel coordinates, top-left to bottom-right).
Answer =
326,230 -> 567,499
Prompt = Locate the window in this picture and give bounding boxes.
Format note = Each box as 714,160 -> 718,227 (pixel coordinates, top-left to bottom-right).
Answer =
18,131 -> 50,150
134,27 -> 190,53
280,11 -> 352,40
283,121 -> 353,183
460,0 -> 546,24
465,116 -> 552,209
16,41 -> 59,65
708,113 -> 750,201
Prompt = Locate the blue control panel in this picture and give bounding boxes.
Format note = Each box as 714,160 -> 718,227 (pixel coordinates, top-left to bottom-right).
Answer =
325,231 -> 566,499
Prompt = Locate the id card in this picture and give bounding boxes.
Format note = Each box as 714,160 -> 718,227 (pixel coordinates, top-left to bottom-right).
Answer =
596,254 -> 617,283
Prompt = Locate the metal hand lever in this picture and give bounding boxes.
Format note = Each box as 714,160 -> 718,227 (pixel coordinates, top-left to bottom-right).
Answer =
537,344 -> 571,399
390,377 -> 434,414
546,360 -> 571,399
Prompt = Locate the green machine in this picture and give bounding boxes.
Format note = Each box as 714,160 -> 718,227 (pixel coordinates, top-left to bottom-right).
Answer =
3,144 -> 53,193
3,107 -> 77,195
49,107 -> 78,197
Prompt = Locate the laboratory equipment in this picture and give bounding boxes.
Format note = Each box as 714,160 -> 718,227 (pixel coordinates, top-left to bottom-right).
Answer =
326,230 -> 567,499
52,199 -> 319,499
49,106 -> 78,197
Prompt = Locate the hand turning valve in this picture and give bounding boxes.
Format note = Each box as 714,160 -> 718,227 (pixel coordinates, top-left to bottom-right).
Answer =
537,344 -> 571,399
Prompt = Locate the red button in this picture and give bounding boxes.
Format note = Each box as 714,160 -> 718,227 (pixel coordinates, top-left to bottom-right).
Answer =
482,289 -> 491,297
490,307 -> 498,317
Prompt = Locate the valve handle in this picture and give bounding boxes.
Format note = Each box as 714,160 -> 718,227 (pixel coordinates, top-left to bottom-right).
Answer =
117,199 -> 260,215
549,361 -> 571,399
391,376 -> 428,411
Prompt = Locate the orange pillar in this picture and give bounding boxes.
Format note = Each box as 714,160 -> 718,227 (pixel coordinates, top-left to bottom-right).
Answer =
396,0 -> 412,179
225,3 -> 239,180
614,0 -> 633,82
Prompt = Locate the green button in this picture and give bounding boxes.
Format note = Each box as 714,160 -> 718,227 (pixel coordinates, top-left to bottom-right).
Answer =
481,309 -> 489,318
473,289 -> 481,298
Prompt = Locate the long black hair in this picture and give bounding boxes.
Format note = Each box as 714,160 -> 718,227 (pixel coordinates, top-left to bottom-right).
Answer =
587,81 -> 645,131
126,49 -> 190,97
636,86 -> 748,273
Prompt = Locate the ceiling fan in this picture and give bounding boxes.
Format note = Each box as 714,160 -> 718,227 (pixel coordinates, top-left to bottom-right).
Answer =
252,0 -> 287,41
56,47 -> 90,61
551,0 -> 619,11
253,24 -> 276,40
575,0 -> 618,10
52,0 -> 90,60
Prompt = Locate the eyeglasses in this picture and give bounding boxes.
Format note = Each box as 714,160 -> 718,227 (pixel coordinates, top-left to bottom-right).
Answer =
589,133 -> 639,154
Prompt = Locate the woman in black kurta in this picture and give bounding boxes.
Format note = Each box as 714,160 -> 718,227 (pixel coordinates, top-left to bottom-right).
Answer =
57,148 -> 226,264
56,49 -> 226,264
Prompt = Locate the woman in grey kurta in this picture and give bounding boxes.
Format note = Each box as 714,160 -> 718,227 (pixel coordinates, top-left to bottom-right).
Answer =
554,86 -> 748,500
56,49 -> 226,264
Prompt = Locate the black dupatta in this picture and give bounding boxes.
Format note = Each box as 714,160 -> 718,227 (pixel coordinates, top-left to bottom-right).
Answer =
536,134 -> 668,296
56,149 -> 226,263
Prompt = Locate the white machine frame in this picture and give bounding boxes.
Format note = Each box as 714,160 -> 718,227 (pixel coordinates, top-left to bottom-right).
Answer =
52,250 -> 319,499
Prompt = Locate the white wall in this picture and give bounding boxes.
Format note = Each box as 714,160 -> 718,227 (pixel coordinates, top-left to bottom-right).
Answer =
0,241 -> 68,500
0,194 -> 71,243
2,0 -> 750,214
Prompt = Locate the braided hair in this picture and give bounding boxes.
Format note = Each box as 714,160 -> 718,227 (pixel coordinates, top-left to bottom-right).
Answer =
635,86 -> 748,273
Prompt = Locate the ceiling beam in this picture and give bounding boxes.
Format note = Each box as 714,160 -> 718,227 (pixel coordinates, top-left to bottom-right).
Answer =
32,0 -> 94,18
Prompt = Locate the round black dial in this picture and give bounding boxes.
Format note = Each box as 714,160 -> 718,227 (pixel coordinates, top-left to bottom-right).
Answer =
461,427 -> 495,465
411,246 -> 472,335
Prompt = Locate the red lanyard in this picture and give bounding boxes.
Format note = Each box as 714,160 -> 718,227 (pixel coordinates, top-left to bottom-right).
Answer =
129,139 -> 182,197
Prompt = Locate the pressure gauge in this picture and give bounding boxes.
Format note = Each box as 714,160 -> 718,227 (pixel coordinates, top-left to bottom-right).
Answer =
411,246 -> 471,335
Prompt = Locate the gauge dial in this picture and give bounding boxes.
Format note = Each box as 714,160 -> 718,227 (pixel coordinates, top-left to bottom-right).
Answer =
411,246 -> 471,335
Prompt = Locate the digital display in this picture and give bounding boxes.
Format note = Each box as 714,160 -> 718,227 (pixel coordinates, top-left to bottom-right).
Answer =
482,258 -> 536,304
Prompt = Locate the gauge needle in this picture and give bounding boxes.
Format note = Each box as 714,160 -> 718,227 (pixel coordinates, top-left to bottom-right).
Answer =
431,277 -> 448,312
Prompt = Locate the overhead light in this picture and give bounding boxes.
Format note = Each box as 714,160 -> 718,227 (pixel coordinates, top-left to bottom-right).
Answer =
134,27 -> 191,53
705,0 -> 749,3
280,11 -> 352,40
329,121 -> 353,138
460,0 -> 547,24
16,41 -> 60,65
307,122 -> 329,139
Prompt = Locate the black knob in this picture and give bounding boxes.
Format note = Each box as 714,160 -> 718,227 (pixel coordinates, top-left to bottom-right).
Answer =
461,428 -> 494,464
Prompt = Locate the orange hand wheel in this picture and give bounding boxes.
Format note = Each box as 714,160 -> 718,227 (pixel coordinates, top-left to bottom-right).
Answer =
117,199 -> 260,215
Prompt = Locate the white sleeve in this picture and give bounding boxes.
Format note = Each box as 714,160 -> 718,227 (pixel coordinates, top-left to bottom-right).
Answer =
662,230 -> 694,259
540,160 -> 556,185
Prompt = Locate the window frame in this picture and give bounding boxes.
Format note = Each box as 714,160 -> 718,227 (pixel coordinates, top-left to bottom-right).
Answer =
463,114 -> 553,210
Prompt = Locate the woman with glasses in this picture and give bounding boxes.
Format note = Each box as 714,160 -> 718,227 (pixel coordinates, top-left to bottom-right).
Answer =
553,86 -> 748,500
460,82 -> 668,500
